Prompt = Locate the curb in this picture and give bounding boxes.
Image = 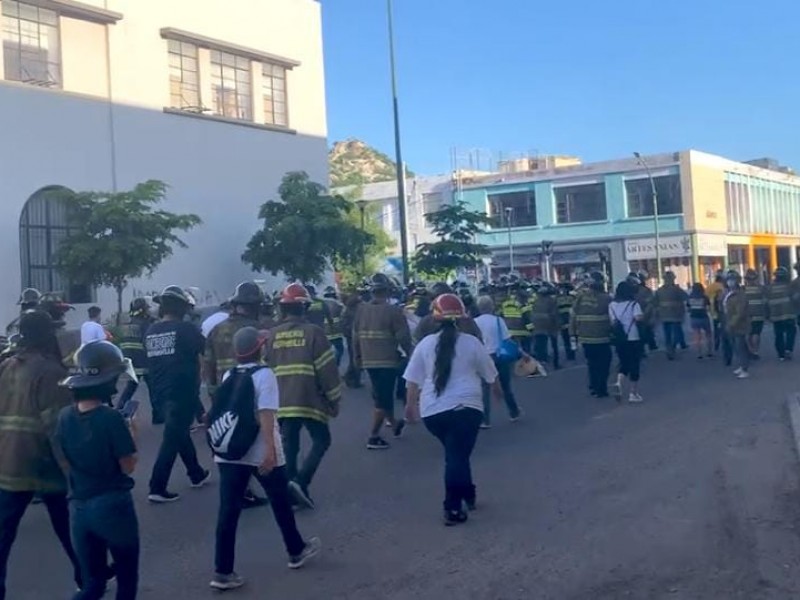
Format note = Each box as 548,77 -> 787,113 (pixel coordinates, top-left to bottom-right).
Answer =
788,394 -> 800,462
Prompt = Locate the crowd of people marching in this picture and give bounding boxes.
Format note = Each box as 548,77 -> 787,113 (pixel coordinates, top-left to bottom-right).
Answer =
1,262 -> 799,599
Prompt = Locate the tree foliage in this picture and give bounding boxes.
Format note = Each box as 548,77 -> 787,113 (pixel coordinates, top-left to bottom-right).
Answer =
243,172 -> 374,284
413,202 -> 492,279
53,180 -> 202,322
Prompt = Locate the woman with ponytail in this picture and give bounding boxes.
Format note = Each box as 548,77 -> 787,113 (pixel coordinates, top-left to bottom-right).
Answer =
403,294 -> 501,526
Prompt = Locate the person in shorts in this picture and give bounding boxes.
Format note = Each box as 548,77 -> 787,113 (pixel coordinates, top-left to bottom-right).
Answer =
687,283 -> 713,359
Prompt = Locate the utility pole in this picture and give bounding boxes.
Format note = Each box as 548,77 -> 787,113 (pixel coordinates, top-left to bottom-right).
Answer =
634,152 -> 662,287
505,207 -> 515,272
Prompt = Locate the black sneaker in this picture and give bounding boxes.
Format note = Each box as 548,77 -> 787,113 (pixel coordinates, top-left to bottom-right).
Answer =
209,572 -> 244,590
242,488 -> 269,509
148,491 -> 180,504
366,437 -> 390,450
393,420 -> 406,438
288,537 -> 321,569
465,498 -> 477,511
443,509 -> 468,526
190,469 -> 211,488
288,480 -> 315,510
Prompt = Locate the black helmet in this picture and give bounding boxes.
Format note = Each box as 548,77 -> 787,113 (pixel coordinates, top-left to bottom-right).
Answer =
774,266 -> 790,281
588,271 -> 606,290
39,292 -> 74,324
626,272 -> 642,286
538,282 -> 556,295
430,282 -> 452,298
61,341 -> 136,390
726,269 -> 742,285
18,288 -> 41,307
664,271 -> 676,281
130,297 -> 149,315
369,273 -> 392,292
305,284 -> 317,298
323,286 -> 337,299
229,281 -> 264,305
153,285 -> 195,306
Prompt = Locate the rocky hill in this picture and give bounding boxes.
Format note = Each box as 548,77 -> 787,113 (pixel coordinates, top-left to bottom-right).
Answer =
329,139 -> 413,187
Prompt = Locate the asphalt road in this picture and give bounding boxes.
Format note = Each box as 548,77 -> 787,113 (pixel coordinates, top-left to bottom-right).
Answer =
7,338 -> 800,599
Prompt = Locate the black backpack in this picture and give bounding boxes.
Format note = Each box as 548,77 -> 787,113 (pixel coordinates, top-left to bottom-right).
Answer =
206,365 -> 264,460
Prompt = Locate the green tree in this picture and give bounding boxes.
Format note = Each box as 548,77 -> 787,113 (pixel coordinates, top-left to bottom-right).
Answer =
413,201 -> 492,279
336,187 -> 394,288
243,172 -> 373,284
53,180 -> 202,324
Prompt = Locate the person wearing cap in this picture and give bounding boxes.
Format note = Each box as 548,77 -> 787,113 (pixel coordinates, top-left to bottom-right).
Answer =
322,286 -> 345,367
403,294 -> 501,526
57,341 -> 140,600
654,271 -> 688,360
117,298 -> 158,423
4,288 -> 42,338
353,274 -> 412,449
767,266 -> 796,360
720,270 -> 751,378
265,283 -> 342,508
743,269 -> 767,359
211,326 -> 321,591
145,286 -> 209,503
497,280 -> 531,355
570,271 -> 612,398
0,311 -> 82,599
304,284 -> 334,333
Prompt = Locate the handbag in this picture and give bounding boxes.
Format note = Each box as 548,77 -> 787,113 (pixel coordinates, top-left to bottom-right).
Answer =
495,316 -> 522,362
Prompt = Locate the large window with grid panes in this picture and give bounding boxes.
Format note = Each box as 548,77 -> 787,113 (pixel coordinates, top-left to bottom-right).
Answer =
2,0 -> 61,87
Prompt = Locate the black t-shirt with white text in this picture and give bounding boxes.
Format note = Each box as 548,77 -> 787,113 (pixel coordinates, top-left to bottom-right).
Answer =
57,405 -> 136,500
145,319 -> 204,403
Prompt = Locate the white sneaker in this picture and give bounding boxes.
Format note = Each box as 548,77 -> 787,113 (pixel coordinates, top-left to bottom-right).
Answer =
733,367 -> 744,376
628,393 -> 643,403
736,371 -> 750,379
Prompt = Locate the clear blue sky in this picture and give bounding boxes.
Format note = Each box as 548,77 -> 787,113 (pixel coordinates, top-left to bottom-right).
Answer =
322,0 -> 800,175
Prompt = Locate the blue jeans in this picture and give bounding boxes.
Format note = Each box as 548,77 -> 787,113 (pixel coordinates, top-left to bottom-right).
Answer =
423,408 -> 483,512
0,489 -> 81,600
662,322 -> 683,357
71,491 -> 139,600
481,355 -> 520,424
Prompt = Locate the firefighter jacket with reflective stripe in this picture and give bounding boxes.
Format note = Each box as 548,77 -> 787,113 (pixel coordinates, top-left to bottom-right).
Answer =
204,314 -> 260,393
264,317 -> 342,422
323,299 -> 344,341
119,316 -> 153,375
744,285 -> 767,322
529,295 -> 559,336
636,286 -> 656,324
353,300 -> 412,369
654,284 -> 687,322
766,282 -> 794,322
499,299 -> 529,339
722,288 -> 751,335
413,315 -> 482,344
556,294 -> 575,330
0,352 -> 71,493
570,291 -> 612,344
307,298 -> 333,331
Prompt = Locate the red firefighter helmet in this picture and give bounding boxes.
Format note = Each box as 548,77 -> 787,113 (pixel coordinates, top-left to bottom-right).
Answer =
279,282 -> 312,304
432,293 -> 466,322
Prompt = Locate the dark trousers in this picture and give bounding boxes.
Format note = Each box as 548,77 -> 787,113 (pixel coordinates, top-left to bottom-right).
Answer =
713,319 -> 722,351
0,489 -> 81,600
583,343 -> 612,395
722,330 -> 734,366
395,358 -> 408,402
518,337 -> 531,355
615,341 -> 642,382
343,336 -> 362,388
560,328 -> 576,360
149,399 -> 205,494
330,338 -> 344,367
663,322 -> 683,357
367,368 -> 398,415
774,319 -> 797,358
676,324 -> 687,349
533,334 -> 560,369
71,491 -> 139,600
641,323 -> 658,351
117,375 -> 160,424
481,355 -> 520,424
215,464 -> 305,575
280,418 -> 331,491
423,408 -> 483,512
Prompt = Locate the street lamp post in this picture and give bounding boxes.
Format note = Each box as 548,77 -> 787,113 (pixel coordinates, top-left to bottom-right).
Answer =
505,206 -> 515,272
633,152 -> 662,287
356,200 -> 368,277
387,0 -> 410,285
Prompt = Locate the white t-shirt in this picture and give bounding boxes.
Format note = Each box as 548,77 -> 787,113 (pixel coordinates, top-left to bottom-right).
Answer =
403,331 -> 498,418
80,321 -> 106,345
201,311 -> 229,338
214,364 -> 286,468
474,314 -> 510,355
609,301 -> 642,342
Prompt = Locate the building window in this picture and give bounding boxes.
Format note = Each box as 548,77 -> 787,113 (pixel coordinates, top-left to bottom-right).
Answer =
554,183 -> 607,224
262,62 -> 287,126
2,0 -> 61,88
210,50 -> 252,121
625,174 -> 682,217
19,187 -> 91,303
168,40 -> 200,110
488,191 -> 537,227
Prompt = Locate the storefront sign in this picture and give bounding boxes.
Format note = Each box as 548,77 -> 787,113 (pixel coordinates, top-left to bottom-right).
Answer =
624,235 -> 692,260
695,234 -> 727,256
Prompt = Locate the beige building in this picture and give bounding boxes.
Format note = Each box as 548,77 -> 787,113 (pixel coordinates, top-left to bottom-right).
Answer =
0,0 -> 327,325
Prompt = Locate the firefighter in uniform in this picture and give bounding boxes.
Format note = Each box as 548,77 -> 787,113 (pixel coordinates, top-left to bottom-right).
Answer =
654,271 -> 688,360
117,297 -> 157,422
204,281 -> 269,508
341,283 -> 369,389
305,284 -> 333,332
498,279 -> 530,354
353,273 -> 412,449
720,270 -> 751,376
767,266 -> 796,360
743,269 -> 767,359
322,286 -> 345,367
556,282 -> 577,361
530,282 -> 560,369
633,272 -> 657,353
706,270 -> 726,352
266,283 -> 342,509
571,272 -> 612,397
